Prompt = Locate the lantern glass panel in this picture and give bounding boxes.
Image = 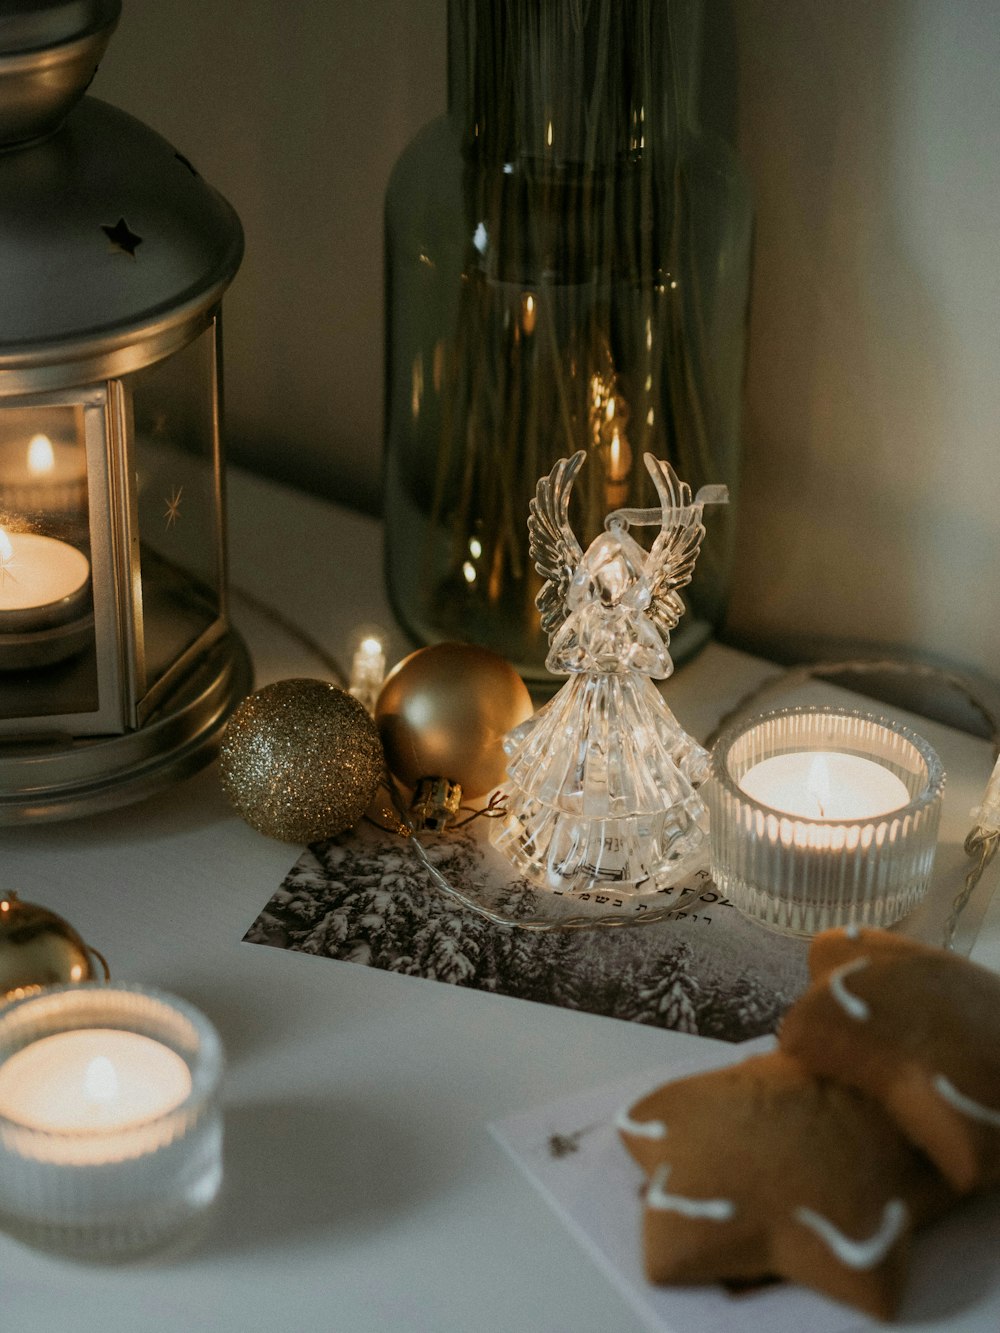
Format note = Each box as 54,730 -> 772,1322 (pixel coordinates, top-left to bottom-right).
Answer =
0,402 -> 99,719
128,324 -> 223,702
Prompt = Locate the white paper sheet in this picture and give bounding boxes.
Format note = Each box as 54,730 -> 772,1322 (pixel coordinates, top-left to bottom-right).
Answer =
490,1038 -> 1000,1333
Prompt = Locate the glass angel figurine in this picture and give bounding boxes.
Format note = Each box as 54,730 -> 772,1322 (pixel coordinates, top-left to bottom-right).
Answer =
491,451 -> 727,895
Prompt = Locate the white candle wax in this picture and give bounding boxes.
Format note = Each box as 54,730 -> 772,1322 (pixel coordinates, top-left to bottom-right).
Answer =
0,528 -> 90,625
0,1029 -> 192,1137
739,751 -> 910,821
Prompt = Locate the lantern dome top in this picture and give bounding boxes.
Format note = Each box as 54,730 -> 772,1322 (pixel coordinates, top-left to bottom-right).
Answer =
0,96 -> 243,393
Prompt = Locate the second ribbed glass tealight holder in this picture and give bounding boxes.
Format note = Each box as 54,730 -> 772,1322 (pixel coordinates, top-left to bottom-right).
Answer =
708,706 -> 945,936
0,983 -> 223,1260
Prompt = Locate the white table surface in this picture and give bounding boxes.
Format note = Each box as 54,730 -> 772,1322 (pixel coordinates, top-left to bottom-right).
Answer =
4,468 -> 999,1333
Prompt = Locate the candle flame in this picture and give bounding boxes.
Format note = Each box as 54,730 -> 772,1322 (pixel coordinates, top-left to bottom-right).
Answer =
807,753 -> 832,818
0,526 -> 12,563
83,1055 -> 119,1105
27,434 -> 55,476
606,427 -> 632,483
521,292 -> 537,336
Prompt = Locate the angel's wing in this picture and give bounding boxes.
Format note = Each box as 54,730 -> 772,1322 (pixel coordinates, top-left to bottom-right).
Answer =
529,451 -> 585,638
642,455 -> 707,636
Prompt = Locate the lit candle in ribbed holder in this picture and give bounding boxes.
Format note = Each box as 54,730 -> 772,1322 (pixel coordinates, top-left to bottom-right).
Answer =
0,984 -> 223,1259
708,706 -> 945,937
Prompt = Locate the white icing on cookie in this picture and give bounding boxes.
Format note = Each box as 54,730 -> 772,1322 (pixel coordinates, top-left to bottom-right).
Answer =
933,1073 -> 1000,1128
829,956 -> 871,1021
615,1107 -> 667,1140
647,1163 -> 736,1221
794,1199 -> 907,1270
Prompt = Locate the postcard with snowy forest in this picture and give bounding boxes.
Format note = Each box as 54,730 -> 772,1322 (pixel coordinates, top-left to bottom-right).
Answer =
244,816 -> 812,1043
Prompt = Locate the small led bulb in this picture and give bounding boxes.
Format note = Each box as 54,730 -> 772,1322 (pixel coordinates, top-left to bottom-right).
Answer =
347,625 -> 388,715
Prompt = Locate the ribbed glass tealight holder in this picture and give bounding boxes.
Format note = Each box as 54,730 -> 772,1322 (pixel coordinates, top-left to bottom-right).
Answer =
708,706 -> 945,936
0,984 -> 223,1260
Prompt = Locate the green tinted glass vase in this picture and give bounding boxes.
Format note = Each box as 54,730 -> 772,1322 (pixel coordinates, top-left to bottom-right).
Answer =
384,0 -> 752,684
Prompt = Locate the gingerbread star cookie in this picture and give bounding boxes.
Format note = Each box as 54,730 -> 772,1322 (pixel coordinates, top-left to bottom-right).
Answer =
617,1050 -> 952,1320
780,928 -> 1000,1194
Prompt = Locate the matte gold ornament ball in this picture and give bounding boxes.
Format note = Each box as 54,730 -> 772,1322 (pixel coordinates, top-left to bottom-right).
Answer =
375,643 -> 533,798
0,892 -> 108,1002
219,678 -> 385,842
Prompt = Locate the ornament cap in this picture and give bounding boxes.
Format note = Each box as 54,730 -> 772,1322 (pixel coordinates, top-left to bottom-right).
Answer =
410,776 -> 463,832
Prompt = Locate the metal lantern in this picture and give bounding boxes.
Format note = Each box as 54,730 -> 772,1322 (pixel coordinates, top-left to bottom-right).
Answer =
0,1 -> 251,822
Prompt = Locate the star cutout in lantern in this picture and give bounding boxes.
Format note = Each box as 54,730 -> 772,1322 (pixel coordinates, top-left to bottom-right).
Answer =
101,217 -> 143,258
174,151 -> 199,177
164,485 -> 184,529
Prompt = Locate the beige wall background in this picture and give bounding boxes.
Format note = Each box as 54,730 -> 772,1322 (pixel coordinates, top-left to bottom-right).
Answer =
727,0 -> 1000,705
93,1 -> 1000,698
94,0 -> 446,516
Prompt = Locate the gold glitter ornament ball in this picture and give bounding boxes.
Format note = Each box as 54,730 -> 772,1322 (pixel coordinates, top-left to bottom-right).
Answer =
219,678 -> 384,842
375,643 -> 533,798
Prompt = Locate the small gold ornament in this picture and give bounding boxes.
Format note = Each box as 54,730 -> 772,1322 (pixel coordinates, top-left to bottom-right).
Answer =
219,678 -> 385,842
0,892 -> 109,1003
375,643 -> 533,803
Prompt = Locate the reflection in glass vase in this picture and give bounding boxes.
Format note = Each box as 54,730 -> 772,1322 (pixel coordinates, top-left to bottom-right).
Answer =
384,0 -> 752,683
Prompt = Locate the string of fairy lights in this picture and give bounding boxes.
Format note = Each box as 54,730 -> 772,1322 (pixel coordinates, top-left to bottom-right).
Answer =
230,587 -> 1000,948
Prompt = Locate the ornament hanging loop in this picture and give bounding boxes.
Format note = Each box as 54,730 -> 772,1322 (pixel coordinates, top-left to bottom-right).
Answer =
87,942 -> 112,983
605,484 -> 729,534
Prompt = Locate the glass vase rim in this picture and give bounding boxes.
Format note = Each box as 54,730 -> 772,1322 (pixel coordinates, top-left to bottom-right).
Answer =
0,980 -> 223,1141
710,703 -> 946,828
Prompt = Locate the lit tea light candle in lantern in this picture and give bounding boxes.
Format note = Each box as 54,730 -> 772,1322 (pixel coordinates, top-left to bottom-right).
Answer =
739,751 -> 910,821
0,1030 -> 191,1140
0,525 -> 91,632
0,432 -> 87,517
